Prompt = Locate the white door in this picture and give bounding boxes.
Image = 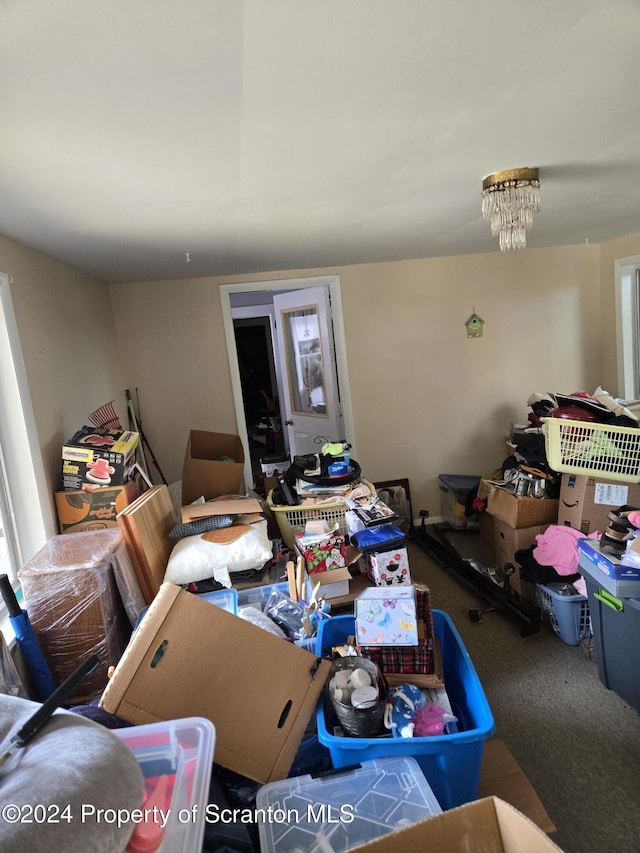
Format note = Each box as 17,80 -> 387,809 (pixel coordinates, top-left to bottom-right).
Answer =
273,286 -> 344,458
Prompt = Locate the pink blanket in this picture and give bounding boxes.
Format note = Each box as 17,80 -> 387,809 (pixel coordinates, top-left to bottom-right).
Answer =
533,525 -> 587,575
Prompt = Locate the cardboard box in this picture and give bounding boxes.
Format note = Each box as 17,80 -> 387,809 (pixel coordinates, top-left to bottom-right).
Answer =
479,472 -> 558,529
367,546 -> 412,586
99,582 -> 330,783
478,739 -> 555,835
351,795 -> 561,852
479,511 -> 496,559
62,427 -> 139,490
305,566 -> 351,599
493,520 -> 550,603
558,474 -> 640,535
182,430 -> 245,504
55,481 -> 139,533
355,585 -> 418,646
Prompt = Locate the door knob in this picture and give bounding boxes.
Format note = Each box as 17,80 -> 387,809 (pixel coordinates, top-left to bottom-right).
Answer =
284,419 -> 294,426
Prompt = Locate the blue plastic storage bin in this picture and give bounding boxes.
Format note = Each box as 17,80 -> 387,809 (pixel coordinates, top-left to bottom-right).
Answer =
198,587 -> 238,614
535,582 -> 590,646
315,611 -> 495,811
236,581 -> 289,610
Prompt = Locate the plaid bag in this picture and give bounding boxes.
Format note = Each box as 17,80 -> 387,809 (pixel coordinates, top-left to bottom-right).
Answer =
360,587 -> 434,674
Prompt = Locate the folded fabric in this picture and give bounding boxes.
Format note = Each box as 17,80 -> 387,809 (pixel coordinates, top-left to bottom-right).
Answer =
168,514 -> 234,539
532,525 -> 587,576
515,546 -> 581,585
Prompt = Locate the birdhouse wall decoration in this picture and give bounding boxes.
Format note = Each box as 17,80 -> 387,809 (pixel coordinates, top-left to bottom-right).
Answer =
465,311 -> 484,339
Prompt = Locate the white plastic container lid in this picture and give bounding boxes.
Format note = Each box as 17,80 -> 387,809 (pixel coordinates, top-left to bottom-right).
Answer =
256,755 -> 441,852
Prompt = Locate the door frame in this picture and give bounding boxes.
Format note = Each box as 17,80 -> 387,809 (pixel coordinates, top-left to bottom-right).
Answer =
220,275 -> 355,491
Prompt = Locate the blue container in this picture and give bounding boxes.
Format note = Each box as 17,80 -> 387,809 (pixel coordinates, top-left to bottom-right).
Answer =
535,583 -> 590,646
236,581 -> 289,611
315,611 -> 495,810
198,587 -> 238,614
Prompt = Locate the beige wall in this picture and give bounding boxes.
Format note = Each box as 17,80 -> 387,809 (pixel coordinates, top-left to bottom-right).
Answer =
0,234 -> 124,534
5,227 -> 639,534
110,242 -> 603,517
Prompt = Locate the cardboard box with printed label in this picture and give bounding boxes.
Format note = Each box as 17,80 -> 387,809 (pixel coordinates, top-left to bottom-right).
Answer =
493,520 -> 550,603
62,427 -> 139,490
479,471 -> 558,529
100,582 -> 330,783
182,430 -> 245,504
55,481 -> 139,533
558,474 -> 640,535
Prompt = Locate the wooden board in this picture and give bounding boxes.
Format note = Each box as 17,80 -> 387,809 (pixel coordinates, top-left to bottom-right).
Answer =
117,485 -> 176,604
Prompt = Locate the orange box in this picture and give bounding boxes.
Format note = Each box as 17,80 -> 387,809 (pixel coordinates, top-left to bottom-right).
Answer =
55,480 -> 139,533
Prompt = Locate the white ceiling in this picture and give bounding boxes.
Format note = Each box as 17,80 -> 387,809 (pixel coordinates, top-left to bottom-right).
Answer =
2,1 -> 640,284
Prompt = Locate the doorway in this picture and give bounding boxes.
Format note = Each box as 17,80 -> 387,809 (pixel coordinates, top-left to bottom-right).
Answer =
233,315 -> 284,480
220,275 -> 355,493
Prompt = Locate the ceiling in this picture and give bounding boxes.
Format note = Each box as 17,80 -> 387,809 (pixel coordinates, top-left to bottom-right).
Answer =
2,1 -> 640,284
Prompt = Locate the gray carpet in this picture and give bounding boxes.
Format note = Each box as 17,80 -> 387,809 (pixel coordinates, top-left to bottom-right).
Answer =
406,535 -> 640,853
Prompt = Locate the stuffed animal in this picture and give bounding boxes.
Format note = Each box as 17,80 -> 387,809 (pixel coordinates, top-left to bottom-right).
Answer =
383,683 -> 426,738
384,683 -> 458,738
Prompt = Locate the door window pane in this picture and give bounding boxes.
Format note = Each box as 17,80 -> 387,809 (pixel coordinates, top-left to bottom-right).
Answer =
282,305 -> 328,416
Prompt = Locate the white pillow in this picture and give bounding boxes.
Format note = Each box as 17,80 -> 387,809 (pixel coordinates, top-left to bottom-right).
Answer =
164,519 -> 272,584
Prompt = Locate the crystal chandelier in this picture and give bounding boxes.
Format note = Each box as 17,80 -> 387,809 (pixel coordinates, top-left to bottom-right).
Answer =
481,167 -> 540,251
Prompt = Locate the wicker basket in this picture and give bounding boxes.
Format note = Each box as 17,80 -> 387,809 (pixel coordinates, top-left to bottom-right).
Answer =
327,656 -> 388,738
267,479 -> 376,549
542,418 -> 640,484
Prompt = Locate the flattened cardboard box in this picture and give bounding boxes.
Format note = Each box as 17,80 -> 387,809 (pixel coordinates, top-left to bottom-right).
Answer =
100,582 -> 330,784
351,796 -> 561,853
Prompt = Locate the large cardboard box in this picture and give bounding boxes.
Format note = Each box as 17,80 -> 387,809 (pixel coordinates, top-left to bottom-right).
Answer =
558,474 -> 640,535
182,430 -> 245,504
55,481 -> 139,533
62,427 -> 139,490
100,582 -> 330,783
352,795 -> 561,852
493,519 -> 550,603
479,472 -> 558,529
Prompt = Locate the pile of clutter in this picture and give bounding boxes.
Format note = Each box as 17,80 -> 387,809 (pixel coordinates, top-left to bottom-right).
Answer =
600,505 -> 640,566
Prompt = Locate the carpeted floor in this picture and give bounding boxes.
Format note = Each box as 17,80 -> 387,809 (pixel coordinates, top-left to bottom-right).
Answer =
406,534 -> 640,853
